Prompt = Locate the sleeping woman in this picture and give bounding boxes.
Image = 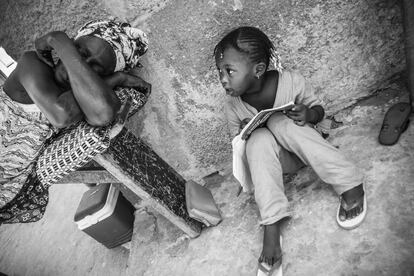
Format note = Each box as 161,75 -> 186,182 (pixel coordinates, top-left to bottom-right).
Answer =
0,20 -> 150,224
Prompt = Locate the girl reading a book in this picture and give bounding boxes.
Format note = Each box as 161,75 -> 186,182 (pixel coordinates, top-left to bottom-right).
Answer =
214,26 -> 366,275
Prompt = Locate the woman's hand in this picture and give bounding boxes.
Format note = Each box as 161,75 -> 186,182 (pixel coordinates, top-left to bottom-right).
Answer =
34,31 -> 71,67
117,71 -> 152,96
285,104 -> 310,126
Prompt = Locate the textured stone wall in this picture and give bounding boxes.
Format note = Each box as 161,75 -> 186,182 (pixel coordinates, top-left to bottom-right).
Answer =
101,0 -> 171,24
0,0 -> 404,179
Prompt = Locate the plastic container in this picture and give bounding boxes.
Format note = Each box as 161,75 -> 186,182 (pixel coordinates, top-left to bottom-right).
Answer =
74,183 -> 135,249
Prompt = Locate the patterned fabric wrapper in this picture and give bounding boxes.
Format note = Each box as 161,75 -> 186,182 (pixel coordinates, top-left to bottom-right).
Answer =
35,86 -> 149,187
0,168 -> 49,224
0,85 -> 53,223
75,20 -> 149,72
0,86 -> 53,209
0,86 -> 149,224
35,121 -> 111,186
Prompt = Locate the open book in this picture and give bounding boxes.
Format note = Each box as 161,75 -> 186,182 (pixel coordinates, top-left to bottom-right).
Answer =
232,101 -> 295,192
240,101 -> 295,140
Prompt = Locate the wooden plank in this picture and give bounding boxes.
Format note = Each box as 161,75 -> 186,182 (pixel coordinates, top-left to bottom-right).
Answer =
112,182 -> 142,208
94,128 -> 202,238
55,170 -> 119,184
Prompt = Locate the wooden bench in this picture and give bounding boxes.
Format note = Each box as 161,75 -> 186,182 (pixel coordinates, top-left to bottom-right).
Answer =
59,128 -> 203,238
1,47 -> 203,238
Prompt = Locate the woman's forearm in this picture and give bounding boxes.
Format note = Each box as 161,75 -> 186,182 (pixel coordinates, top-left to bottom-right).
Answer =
48,33 -> 120,125
103,72 -> 124,90
54,91 -> 84,127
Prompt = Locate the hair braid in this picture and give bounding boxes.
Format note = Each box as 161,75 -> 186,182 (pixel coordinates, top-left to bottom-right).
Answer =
214,26 -> 283,72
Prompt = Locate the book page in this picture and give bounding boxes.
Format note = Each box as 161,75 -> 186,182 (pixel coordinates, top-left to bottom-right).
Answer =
231,134 -> 253,193
240,101 -> 295,140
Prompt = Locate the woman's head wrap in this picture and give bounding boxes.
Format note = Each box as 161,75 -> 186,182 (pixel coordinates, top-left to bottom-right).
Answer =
75,20 -> 149,72
270,48 -> 283,73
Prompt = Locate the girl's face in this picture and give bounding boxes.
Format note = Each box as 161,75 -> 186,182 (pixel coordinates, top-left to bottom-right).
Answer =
215,46 -> 256,97
54,35 -> 116,89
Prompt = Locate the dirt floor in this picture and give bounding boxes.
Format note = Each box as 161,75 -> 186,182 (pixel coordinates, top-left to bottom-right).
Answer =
0,0 -> 412,275
0,184 -> 129,276
0,80 -> 413,276
124,81 -> 414,276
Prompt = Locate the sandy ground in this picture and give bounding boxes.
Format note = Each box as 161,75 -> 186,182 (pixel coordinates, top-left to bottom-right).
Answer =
0,82 -> 413,276
0,184 -> 129,276
125,82 -> 414,276
0,1 -> 411,275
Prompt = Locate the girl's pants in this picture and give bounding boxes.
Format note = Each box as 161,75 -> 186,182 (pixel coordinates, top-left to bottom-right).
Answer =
246,113 -> 363,225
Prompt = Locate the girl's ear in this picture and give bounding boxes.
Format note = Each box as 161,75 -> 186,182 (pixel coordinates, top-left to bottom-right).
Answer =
253,62 -> 267,78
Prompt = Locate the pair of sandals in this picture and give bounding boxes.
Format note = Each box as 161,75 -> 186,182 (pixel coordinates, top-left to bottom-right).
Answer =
257,191 -> 367,276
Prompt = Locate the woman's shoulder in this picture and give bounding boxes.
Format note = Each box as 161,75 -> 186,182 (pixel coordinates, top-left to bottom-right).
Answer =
9,51 -> 54,88
8,51 -> 53,82
19,51 -> 53,71
14,51 -> 54,74
4,51 -> 52,102
16,51 -> 39,65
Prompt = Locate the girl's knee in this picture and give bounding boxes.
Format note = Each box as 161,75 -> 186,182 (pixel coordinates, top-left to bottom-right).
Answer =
247,128 -> 273,145
267,113 -> 295,136
246,128 -> 277,154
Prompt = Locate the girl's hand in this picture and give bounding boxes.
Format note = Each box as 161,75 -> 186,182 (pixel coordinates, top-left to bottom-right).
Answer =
239,118 -> 251,133
34,31 -> 71,67
286,104 -> 311,126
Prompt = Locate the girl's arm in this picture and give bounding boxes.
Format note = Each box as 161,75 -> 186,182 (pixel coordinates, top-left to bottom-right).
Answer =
224,102 -> 243,139
286,104 -> 324,125
288,71 -> 325,125
41,31 -> 120,126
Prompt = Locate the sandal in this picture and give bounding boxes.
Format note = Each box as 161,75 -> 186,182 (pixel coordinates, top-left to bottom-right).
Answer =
336,192 -> 367,230
379,102 -> 411,146
257,238 -> 283,276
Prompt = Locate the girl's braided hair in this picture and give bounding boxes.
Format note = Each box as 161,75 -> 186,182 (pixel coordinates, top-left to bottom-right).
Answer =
214,26 -> 283,72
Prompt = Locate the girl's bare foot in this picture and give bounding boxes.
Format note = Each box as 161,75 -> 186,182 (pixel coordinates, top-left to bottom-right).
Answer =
259,222 -> 282,266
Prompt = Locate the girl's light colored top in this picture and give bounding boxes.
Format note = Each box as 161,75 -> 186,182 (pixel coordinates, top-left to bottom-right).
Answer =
224,70 -> 323,138
0,86 -> 54,208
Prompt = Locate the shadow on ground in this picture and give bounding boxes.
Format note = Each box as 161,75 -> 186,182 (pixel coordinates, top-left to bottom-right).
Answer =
0,81 -> 413,276
125,80 -> 414,276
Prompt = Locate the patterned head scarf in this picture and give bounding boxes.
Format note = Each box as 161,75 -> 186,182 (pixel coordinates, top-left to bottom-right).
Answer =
75,20 -> 149,72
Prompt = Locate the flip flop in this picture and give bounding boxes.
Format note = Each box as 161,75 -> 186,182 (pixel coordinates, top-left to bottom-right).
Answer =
336,192 -> 367,230
257,237 -> 283,276
379,102 -> 411,146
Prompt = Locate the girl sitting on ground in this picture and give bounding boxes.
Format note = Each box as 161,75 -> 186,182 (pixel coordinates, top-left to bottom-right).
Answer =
214,26 -> 367,276
0,20 -> 150,224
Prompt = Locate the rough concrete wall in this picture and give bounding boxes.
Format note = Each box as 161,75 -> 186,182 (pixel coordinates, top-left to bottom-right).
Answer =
133,0 -> 404,179
0,0 -> 111,56
0,0 -> 404,179
101,0 -> 171,25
